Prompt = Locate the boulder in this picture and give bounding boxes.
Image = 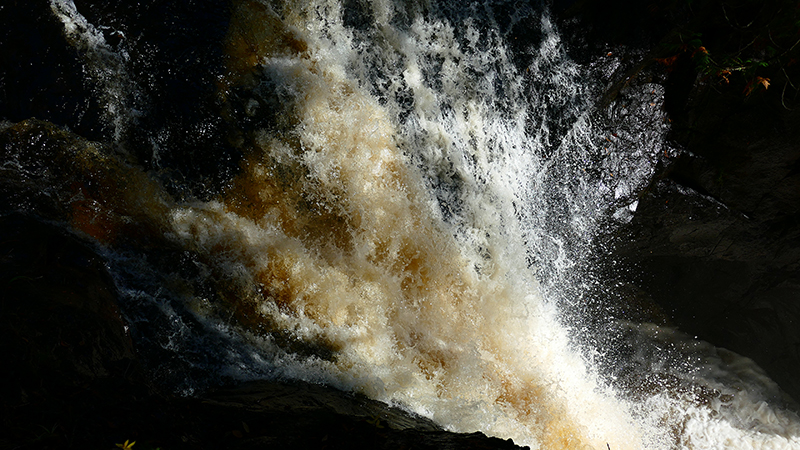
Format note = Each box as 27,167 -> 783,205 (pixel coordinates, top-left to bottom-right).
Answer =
557,0 -> 800,404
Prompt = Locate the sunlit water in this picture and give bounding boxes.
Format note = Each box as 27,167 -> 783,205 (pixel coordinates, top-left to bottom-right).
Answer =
39,0 -> 800,448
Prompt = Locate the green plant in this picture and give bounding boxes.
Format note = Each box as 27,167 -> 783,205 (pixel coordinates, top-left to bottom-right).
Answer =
116,439 -> 136,449
32,423 -> 60,442
656,0 -> 800,100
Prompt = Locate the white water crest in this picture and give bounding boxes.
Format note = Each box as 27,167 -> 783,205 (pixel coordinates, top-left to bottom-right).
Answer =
50,0 -> 800,449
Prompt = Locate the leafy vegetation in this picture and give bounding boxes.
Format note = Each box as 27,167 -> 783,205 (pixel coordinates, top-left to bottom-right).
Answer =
656,0 -> 800,100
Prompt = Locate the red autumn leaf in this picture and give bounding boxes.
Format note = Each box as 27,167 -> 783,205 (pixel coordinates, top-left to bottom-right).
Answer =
744,76 -> 770,96
691,46 -> 709,57
717,69 -> 731,84
656,54 -> 680,69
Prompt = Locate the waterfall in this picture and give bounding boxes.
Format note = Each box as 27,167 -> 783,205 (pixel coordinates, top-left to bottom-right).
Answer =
14,0 -> 800,448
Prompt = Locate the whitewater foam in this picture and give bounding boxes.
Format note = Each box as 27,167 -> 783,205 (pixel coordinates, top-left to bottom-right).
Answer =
47,0 -> 800,448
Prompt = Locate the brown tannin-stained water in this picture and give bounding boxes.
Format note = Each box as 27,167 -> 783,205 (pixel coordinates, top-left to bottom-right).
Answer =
18,0 -> 800,448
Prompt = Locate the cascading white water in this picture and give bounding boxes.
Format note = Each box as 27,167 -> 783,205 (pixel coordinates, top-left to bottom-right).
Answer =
45,0 -> 800,449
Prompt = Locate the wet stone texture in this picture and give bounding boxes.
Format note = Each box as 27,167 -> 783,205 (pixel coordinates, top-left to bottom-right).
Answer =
558,0 -> 800,405
0,0 -> 105,140
615,85 -> 800,404
0,0 -> 240,200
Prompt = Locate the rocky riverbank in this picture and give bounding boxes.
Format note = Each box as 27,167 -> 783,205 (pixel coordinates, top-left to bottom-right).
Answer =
558,0 -> 800,404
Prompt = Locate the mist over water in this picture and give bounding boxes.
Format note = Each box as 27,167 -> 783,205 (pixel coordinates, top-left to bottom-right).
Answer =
41,0 -> 800,448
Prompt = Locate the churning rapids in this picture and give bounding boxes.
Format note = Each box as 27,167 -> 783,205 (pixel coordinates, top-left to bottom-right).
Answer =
11,0 -> 800,448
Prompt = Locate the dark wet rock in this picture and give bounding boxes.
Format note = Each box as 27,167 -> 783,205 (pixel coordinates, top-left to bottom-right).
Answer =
197,380 -> 526,450
564,2 -> 800,404
0,214 -> 139,395
0,0 -> 240,200
67,0 -> 242,198
613,85 -> 800,403
0,212 -> 146,448
0,118 -> 171,247
0,0 -> 107,140
557,0 -> 800,403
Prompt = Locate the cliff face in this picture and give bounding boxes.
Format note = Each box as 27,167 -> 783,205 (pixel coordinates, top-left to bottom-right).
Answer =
557,0 -> 800,403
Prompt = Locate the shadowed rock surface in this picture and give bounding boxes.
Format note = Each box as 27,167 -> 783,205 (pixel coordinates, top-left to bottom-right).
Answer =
614,82 -> 800,404
558,0 -> 800,403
